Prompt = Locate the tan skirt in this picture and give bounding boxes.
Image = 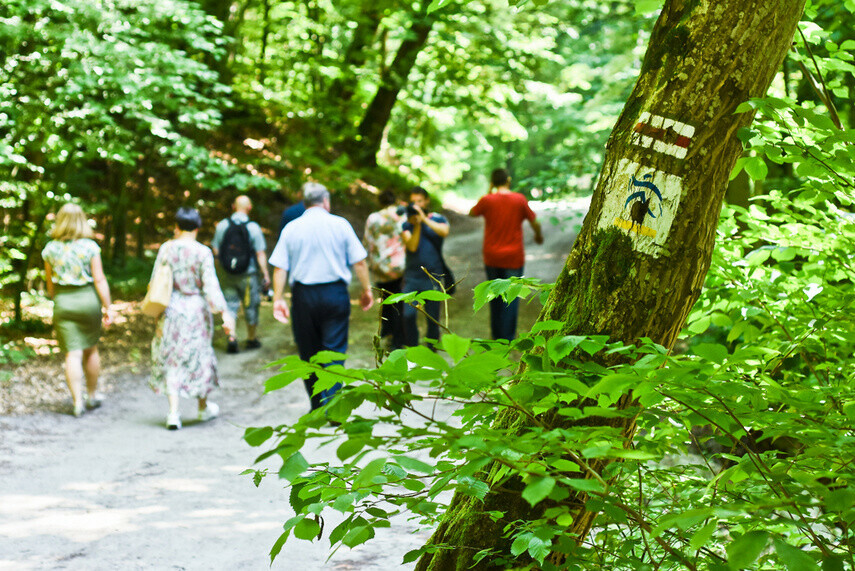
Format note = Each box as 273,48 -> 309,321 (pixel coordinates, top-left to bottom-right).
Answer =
53,284 -> 102,352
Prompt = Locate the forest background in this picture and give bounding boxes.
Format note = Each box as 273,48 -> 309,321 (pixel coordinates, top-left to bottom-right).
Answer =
3,0 -> 855,569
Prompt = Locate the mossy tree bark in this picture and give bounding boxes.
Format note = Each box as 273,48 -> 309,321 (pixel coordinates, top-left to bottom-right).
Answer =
416,0 -> 806,569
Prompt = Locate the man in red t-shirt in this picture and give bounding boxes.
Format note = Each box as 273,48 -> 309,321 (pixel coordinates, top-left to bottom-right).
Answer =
469,168 -> 543,340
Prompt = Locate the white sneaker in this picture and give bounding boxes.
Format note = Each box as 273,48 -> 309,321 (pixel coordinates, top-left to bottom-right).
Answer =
198,402 -> 219,422
166,412 -> 182,430
86,392 -> 104,410
73,401 -> 85,418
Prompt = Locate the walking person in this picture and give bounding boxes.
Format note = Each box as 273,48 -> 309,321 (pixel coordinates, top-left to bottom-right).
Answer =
364,189 -> 406,351
276,187 -> 306,238
212,195 -> 271,353
400,186 -> 450,348
469,168 -> 543,340
269,182 -> 374,411
42,204 -> 116,417
150,207 -> 236,430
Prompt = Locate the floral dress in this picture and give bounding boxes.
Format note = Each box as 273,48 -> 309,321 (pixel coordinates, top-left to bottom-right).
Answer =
364,205 -> 406,282
149,239 -> 227,398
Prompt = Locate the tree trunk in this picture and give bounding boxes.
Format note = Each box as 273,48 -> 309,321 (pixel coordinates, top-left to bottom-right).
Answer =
110,166 -> 128,268
415,1 -> 806,569
347,10 -> 436,166
257,0 -> 272,83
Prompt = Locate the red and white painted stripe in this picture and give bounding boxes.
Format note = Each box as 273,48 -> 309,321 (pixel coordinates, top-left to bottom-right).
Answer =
630,112 -> 695,159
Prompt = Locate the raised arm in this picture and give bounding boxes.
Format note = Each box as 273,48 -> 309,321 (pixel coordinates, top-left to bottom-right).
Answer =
422,213 -> 449,238
402,221 -> 421,252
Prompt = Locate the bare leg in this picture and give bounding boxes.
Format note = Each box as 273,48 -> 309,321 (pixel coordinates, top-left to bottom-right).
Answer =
64,350 -> 84,415
167,392 -> 180,416
166,392 -> 181,429
82,346 -> 100,395
198,397 -> 206,412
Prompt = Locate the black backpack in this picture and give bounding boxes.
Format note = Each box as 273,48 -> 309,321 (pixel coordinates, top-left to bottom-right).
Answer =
218,218 -> 253,274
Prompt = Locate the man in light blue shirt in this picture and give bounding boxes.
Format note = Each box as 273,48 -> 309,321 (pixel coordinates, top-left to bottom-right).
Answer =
269,182 -> 374,410
212,196 -> 271,353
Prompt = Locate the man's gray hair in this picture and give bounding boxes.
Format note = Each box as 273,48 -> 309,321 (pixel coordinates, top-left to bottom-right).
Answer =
302,182 -> 329,207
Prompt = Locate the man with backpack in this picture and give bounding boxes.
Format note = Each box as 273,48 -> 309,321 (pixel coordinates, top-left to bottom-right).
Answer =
212,195 -> 271,353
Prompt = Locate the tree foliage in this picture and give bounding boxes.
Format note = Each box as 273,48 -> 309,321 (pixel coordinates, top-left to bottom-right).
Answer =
0,0 -> 275,320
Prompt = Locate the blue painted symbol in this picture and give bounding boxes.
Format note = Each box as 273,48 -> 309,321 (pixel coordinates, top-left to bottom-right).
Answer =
624,174 -> 663,226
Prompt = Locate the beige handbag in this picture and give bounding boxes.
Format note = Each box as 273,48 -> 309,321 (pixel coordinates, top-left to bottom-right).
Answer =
141,244 -> 173,318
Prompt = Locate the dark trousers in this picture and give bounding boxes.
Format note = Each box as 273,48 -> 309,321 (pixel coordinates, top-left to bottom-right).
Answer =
290,281 -> 350,410
485,266 -> 524,341
402,274 -> 441,347
376,277 -> 405,350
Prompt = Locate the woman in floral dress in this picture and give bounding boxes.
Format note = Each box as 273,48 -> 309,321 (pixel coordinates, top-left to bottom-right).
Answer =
150,207 -> 235,430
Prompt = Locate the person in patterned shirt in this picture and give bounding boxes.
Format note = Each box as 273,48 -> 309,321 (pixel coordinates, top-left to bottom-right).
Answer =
42,203 -> 116,417
364,190 -> 406,350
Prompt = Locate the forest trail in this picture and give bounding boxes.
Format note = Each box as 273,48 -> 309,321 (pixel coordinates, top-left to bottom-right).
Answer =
0,199 -> 587,570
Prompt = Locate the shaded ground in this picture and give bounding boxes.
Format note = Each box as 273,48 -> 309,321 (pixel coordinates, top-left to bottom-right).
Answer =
0,199 -> 587,570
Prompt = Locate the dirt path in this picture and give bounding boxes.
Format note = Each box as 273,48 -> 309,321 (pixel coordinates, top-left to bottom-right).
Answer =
0,199 -> 587,570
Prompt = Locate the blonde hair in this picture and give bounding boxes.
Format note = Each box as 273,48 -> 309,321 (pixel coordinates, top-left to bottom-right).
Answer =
49,203 -> 94,241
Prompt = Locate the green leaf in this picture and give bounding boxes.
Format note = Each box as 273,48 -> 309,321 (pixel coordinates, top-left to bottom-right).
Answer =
342,524 -> 373,548
294,517 -> 321,540
773,537 -> 819,571
726,530 -> 769,570
279,452 -> 309,482
690,520 -> 717,551
269,530 -> 289,562
417,290 -> 451,302
632,0 -> 662,13
244,426 -> 273,447
395,456 -> 434,474
406,345 -> 449,371
564,478 -> 605,493
585,373 -> 635,400
354,458 -> 388,489
522,476 -> 555,506
427,0 -> 456,14
441,334 -> 470,363
688,316 -> 711,334
693,343 -> 728,363
337,438 -> 367,461
403,548 -> 427,564
744,156 -> 768,180
822,555 -> 845,571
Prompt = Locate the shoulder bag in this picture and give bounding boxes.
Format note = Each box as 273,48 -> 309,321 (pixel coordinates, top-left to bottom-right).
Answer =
141,243 -> 173,318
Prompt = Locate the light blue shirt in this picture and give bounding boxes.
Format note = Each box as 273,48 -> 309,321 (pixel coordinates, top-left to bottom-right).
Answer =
211,212 -> 267,274
269,206 -> 367,286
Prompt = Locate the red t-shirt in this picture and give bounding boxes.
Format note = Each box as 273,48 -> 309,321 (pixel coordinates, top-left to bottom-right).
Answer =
469,191 -> 536,269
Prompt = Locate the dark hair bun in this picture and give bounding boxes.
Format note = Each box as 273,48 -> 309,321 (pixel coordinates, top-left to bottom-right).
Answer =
176,207 -> 202,231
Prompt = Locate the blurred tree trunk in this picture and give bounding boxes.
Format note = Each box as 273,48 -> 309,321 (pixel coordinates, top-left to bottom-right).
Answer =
109,164 -> 129,268
135,162 -> 149,260
415,0 -> 806,569
329,3 -> 385,113
257,0 -> 272,83
197,0 -> 248,83
346,9 -> 436,166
